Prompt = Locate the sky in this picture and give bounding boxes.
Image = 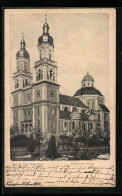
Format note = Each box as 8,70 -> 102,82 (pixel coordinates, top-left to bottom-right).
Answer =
9,12 -> 110,108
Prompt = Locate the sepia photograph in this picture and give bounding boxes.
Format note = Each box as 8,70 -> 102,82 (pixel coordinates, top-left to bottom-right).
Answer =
4,9 -> 116,187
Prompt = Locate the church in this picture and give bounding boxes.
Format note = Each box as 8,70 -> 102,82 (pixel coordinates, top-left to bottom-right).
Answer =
11,18 -> 110,139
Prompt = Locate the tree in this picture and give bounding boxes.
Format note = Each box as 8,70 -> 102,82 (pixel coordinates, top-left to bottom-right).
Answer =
46,134 -> 58,160
34,126 -> 43,159
10,125 -> 19,138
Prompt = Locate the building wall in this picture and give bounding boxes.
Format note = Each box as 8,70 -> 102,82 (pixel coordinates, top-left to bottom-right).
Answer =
23,89 -> 32,105
48,104 -> 59,133
33,85 -> 42,102
47,84 -> 59,102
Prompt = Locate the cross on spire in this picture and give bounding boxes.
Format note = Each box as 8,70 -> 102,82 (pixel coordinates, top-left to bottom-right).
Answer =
22,32 -> 24,40
87,71 -> 89,75
45,14 -> 47,23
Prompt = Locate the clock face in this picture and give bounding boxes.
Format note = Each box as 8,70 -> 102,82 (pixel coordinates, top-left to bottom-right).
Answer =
43,36 -> 48,42
50,90 -> 54,97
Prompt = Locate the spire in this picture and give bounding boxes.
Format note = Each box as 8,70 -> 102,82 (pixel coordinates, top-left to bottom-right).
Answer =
20,32 -> 26,49
22,32 -> 24,40
45,14 -> 47,23
43,14 -> 49,34
87,71 -> 89,75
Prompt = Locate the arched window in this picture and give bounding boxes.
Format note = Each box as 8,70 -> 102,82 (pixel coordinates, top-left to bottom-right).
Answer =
53,72 -> 55,81
64,107 -> 68,112
47,71 -> 50,79
49,55 -> 51,60
92,102 -> 95,109
64,121 -> 67,128
72,121 -> 75,129
38,120 -> 40,126
87,102 -> 90,108
50,69 -> 53,79
38,69 -> 41,80
25,79 -> 28,86
26,124 -> 28,133
79,121 -> 81,128
73,106 -> 76,112
90,123 -> 93,129
22,124 -> 24,133
36,71 -> 39,81
40,70 -> 43,79
82,109 -> 85,113
38,108 -> 40,116
84,83 -> 85,87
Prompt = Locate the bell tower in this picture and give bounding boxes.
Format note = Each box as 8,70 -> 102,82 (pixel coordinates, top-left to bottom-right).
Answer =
33,15 -> 60,135
14,33 -> 33,90
12,34 -> 33,130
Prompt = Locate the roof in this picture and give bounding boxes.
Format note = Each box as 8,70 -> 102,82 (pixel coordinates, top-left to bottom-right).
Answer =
16,39 -> 30,60
82,74 -> 94,82
59,111 -> 89,121
99,104 -> 109,112
59,111 -> 71,120
38,34 -> 54,47
74,87 -> 103,97
59,94 -> 88,108
16,49 -> 30,60
38,22 -> 54,47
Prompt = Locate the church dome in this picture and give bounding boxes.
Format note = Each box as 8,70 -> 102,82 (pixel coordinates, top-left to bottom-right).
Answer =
82,74 -> 94,82
16,38 -> 30,60
74,87 -> 103,97
37,21 -> 54,47
38,34 -> 54,47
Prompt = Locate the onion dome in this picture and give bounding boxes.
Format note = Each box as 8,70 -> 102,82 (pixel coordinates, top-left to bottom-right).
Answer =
16,35 -> 30,60
74,87 -> 103,97
38,16 -> 54,47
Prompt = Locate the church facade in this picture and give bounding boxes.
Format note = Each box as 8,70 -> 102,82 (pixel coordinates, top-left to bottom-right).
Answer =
11,19 -> 110,139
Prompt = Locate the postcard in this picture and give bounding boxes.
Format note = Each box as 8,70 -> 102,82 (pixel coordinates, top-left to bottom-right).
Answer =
4,8 -> 116,187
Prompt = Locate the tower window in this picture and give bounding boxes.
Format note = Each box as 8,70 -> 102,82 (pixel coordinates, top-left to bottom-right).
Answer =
49,55 -> 51,60
84,83 -> 85,87
90,123 -> 93,129
51,108 -> 54,114
53,72 -> 55,81
64,121 -> 67,128
72,122 -> 75,129
38,108 -> 40,116
25,111 -> 26,116
27,95 -> 30,102
38,69 -> 41,80
47,71 -> 50,79
87,102 -> 90,108
92,102 -> 95,109
36,90 -> 40,97
64,107 -> 68,112
50,69 -> 53,79
26,79 -> 28,85
37,120 -> 40,126
98,114 -> 100,121
28,111 -> 30,116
